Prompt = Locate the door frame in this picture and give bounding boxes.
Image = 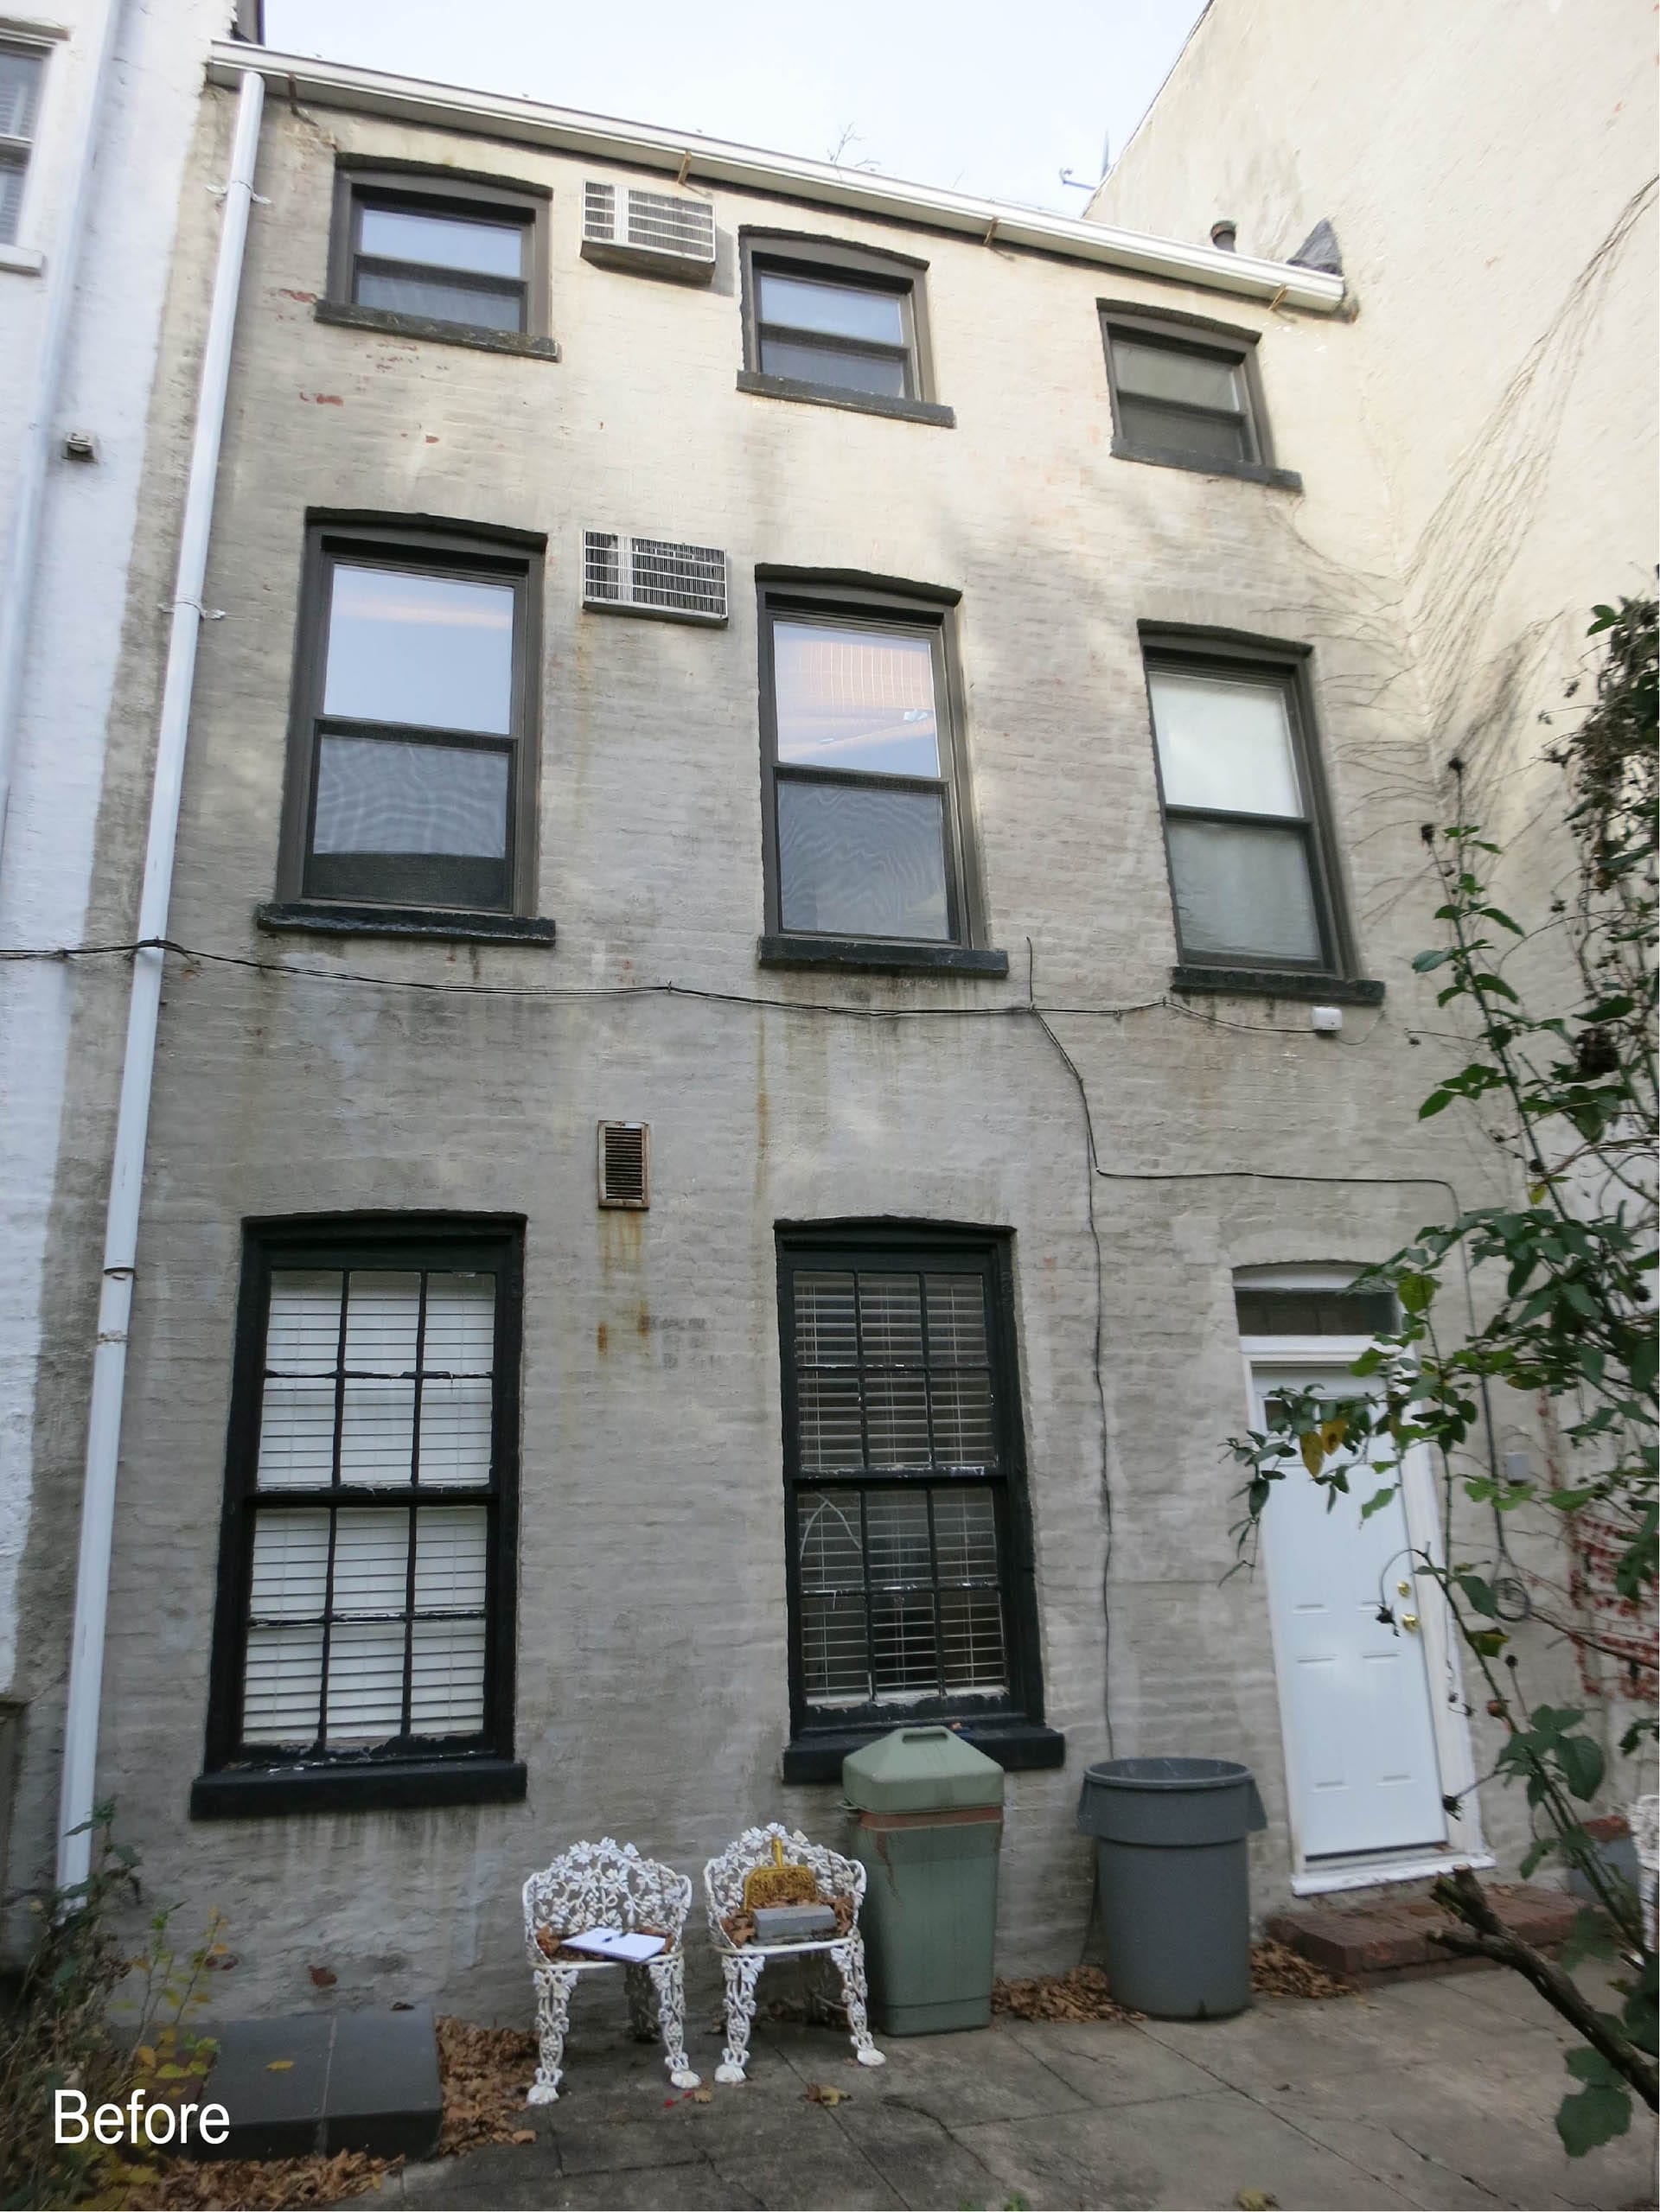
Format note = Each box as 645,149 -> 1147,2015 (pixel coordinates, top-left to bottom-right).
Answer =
1242,1333 -> 1491,1895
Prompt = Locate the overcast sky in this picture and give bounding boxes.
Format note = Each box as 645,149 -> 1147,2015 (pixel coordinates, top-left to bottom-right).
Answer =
262,0 -> 1208,215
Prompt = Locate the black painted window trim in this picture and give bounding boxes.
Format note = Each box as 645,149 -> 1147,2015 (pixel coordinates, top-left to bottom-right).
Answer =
325,160 -> 552,345
775,1222 -> 1053,1769
738,229 -> 947,423
1101,303 -> 1284,480
275,515 -> 545,923
195,1214 -> 524,1819
757,573 -> 993,964
1140,628 -> 1370,992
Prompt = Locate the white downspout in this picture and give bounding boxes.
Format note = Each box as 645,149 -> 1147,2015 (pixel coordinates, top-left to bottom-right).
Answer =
55,68 -> 263,1895
0,0 -> 129,870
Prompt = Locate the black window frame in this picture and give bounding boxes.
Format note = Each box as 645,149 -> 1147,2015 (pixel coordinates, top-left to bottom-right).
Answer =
322,160 -> 557,360
1101,304 -> 1299,489
1141,629 -> 1366,997
776,1222 -> 1060,1782
194,1214 -> 526,1819
272,514 -> 545,930
755,571 -> 1006,978
737,231 -> 953,428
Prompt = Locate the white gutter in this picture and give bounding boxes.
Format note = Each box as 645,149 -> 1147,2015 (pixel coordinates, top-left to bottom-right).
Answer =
55,68 -> 264,1896
0,0 -> 130,875
205,42 -> 1346,316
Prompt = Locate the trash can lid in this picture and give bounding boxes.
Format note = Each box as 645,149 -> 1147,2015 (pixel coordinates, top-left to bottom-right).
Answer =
1082,1757 -> 1253,1791
842,1725 -> 1006,1812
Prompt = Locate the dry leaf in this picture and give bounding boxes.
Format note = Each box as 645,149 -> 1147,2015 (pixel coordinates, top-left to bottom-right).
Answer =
310,1966 -> 338,1988
691,2088 -> 713,2105
265,2058 -> 295,2072
992,1967 -> 1143,2024
508,2128 -> 535,2145
805,2082 -> 849,2107
1249,1941 -> 1353,2000
1237,2193 -> 1280,2209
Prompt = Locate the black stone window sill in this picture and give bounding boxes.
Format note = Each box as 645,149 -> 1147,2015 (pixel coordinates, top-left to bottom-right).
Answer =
1172,962 -> 1384,1006
258,902 -> 556,947
1109,437 -> 1302,492
758,934 -> 1008,978
737,370 -> 954,429
782,1722 -> 1064,1786
315,301 -> 560,361
191,1757 -> 527,1819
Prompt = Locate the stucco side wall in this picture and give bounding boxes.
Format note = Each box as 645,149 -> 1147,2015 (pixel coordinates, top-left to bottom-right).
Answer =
20,89 -> 1586,2013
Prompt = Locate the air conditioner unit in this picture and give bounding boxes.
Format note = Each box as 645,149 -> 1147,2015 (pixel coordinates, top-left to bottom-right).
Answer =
581,181 -> 716,282
583,532 -> 728,625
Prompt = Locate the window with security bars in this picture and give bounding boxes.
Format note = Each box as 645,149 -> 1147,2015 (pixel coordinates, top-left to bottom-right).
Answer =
1102,312 -> 1272,473
202,1221 -> 520,1787
777,1229 -> 1042,1741
279,522 -> 539,915
0,40 -> 46,247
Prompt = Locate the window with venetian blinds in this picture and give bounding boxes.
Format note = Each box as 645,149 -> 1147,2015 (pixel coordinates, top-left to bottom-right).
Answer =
203,1222 -> 520,1794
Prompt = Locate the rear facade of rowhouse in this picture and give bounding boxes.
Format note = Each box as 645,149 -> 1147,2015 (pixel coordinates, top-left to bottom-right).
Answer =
5,46 -> 1595,2015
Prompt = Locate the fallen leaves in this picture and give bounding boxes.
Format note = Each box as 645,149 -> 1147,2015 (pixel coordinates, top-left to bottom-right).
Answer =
805,2082 -> 850,2107
1236,2191 -> 1281,2209
1249,1941 -> 1355,1999
434,2016 -> 540,2158
991,1967 -> 1144,2024
105,2147 -> 390,2209
265,2061 -> 294,2074
308,1968 -> 337,1990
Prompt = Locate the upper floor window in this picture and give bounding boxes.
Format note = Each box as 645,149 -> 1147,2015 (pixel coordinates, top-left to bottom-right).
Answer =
1102,309 -> 1292,485
757,578 -> 999,971
740,233 -> 951,427
1144,640 -> 1348,978
327,166 -> 551,348
0,40 -> 46,246
278,521 -> 541,920
194,1216 -> 525,1816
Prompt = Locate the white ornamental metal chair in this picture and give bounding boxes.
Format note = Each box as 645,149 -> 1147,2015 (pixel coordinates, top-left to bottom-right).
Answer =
703,1822 -> 885,2084
522,1838 -> 699,2101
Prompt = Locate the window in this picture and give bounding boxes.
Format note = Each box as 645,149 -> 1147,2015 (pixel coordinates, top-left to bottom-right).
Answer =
0,40 -> 46,246
776,1227 -> 1055,1778
196,1219 -> 523,1814
1235,1285 -> 1395,1337
758,580 -> 998,968
1102,310 -> 1286,481
278,521 -> 540,919
1144,642 -> 1348,977
739,233 -> 949,424
326,166 -> 551,347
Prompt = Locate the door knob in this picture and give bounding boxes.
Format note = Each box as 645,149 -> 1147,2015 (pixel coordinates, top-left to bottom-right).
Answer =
1401,1613 -> 1420,1633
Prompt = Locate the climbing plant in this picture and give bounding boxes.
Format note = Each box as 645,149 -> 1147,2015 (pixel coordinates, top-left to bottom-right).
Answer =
1226,598 -> 1657,2156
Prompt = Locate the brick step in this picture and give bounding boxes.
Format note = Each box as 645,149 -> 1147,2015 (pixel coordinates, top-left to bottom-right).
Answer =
1268,1882 -> 1579,1986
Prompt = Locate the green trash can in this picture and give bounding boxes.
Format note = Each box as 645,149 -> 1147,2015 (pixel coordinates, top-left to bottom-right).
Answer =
843,1725 -> 1005,2036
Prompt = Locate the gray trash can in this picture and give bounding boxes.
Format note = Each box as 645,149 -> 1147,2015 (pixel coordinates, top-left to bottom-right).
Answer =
1076,1756 -> 1267,2019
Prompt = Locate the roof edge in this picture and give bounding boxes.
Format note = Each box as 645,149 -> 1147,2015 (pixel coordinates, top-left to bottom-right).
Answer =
205,43 -> 1346,314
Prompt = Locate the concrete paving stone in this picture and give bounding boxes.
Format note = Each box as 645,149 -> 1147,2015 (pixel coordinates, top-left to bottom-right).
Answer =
960,2087 -> 1418,2211
830,2095 -> 1010,2206
700,2110 -> 905,2211
997,2017 -> 1231,2107
757,2019 -> 1089,2126
544,2162 -> 757,2210
1253,2102 -> 1514,2209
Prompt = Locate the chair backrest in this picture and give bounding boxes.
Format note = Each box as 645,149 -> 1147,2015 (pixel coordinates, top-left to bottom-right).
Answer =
523,1838 -> 691,1963
703,1822 -> 866,1933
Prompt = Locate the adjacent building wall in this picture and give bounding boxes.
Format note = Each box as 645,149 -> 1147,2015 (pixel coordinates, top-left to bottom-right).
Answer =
12,73 -> 1593,2016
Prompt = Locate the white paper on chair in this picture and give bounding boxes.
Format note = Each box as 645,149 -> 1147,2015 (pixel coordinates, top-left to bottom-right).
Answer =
562,1927 -> 666,1962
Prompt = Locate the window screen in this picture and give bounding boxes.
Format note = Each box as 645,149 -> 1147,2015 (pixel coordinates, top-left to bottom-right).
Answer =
1235,1287 -> 1396,1337
764,602 -> 974,945
287,530 -> 536,915
207,1224 -> 520,1781
778,1233 -> 1040,1739
0,41 -> 46,246
1103,316 -> 1274,472
1146,660 -> 1331,968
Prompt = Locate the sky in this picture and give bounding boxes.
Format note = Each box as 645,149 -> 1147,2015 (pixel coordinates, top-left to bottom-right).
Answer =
261,1 -> 1210,216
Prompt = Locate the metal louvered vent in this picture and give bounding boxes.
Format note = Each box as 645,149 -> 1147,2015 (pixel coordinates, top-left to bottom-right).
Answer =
580,180 -> 716,283
582,532 -> 727,624
597,1121 -> 649,1209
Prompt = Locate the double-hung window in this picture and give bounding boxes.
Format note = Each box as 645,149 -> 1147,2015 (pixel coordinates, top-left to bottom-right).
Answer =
0,39 -> 46,246
195,1219 -> 524,1815
741,234 -> 949,424
1144,641 -> 1349,979
1103,309 -> 1291,484
278,521 -> 540,921
758,581 -> 1000,970
326,167 -> 552,349
776,1227 -> 1055,1781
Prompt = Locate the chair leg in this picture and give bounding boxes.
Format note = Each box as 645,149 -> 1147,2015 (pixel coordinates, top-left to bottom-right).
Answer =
715,1949 -> 766,2084
528,1965 -> 578,2102
647,1951 -> 700,2088
625,1963 -> 656,2043
830,1934 -> 885,2068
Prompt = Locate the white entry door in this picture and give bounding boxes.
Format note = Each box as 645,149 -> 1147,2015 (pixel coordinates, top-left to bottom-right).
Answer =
1255,1366 -> 1448,1860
